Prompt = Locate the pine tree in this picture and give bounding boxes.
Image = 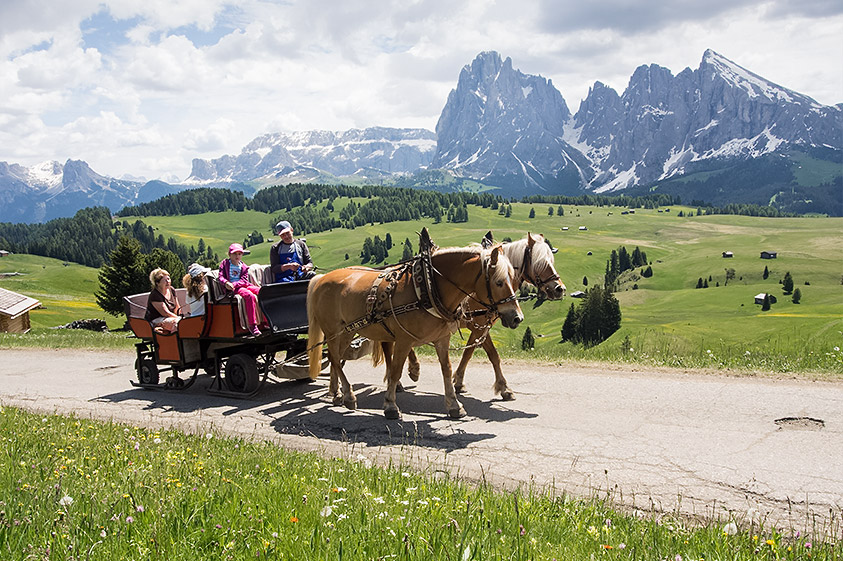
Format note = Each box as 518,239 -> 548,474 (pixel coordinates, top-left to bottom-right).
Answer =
782,271 -> 794,294
792,287 -> 802,304
561,303 -> 578,342
505,205 -> 512,218
696,278 -> 704,289
521,327 -> 535,350
95,237 -> 149,316
529,208 -> 536,218
763,265 -> 769,280
548,206 -> 554,216
557,205 -> 564,216
761,294 -> 771,311
582,276 -> 588,286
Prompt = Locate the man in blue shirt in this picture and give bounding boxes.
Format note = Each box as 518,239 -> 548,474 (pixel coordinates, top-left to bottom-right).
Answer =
269,221 -> 316,283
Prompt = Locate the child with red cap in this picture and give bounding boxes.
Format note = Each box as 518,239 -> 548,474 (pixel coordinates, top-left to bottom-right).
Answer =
218,243 -> 262,336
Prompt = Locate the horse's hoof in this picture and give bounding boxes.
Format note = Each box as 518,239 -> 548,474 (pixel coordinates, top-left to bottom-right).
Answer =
449,406 -> 466,419
396,381 -> 404,393
454,384 -> 466,394
384,408 -> 401,420
408,366 -> 420,383
501,390 -> 515,401
344,397 -> 357,410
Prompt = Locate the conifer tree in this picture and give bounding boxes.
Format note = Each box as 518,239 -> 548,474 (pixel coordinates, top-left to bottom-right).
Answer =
521,327 -> 535,350
96,237 -> 149,316
782,271 -> 794,294
792,287 -> 802,304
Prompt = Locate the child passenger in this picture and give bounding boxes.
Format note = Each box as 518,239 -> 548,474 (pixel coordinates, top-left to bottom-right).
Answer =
182,263 -> 211,317
218,244 -> 262,336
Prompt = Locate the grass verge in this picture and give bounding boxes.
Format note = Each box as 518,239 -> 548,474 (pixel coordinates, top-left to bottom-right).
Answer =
1,407 -> 837,560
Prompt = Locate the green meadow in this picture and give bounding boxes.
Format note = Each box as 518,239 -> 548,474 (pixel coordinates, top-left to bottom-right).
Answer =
1,406 -> 836,560
2,201 -> 842,375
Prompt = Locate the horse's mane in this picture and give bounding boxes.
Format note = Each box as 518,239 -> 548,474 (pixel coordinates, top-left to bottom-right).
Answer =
433,244 -> 514,285
503,234 -> 552,273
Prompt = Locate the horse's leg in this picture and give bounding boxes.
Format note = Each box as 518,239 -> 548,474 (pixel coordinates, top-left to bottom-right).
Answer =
383,340 -> 411,420
381,341 -> 404,393
453,327 -> 486,394
481,335 -> 514,401
406,349 -> 420,382
433,338 -> 466,419
328,334 -> 356,409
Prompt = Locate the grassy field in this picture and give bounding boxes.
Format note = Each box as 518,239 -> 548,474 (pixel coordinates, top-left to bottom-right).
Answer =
2,406 -> 836,560
2,201 -> 842,374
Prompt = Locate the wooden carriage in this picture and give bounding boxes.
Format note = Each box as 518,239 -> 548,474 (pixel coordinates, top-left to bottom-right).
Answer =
123,267 -> 317,397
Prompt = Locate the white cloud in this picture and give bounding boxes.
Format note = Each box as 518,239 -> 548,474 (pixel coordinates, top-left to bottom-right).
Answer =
0,0 -> 840,181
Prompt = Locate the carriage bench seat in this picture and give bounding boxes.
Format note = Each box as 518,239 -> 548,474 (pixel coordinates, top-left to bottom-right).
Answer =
204,265 -> 273,332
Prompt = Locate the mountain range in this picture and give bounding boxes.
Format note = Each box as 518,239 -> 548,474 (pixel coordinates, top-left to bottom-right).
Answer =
2,49 -> 840,223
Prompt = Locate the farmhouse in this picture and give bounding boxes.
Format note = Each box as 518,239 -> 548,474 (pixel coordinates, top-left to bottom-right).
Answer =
760,251 -> 777,259
578,226 -> 587,231
0,287 -> 41,333
0,250 -> 9,257
722,251 -> 733,258
570,291 -> 586,298
754,293 -> 767,305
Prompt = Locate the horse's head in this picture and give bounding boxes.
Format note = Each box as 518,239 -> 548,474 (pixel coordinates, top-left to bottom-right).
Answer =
524,233 -> 566,300
479,245 -> 524,329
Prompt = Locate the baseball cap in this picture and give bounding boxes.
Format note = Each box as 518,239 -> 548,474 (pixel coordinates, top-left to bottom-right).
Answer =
275,220 -> 292,234
188,263 -> 211,278
228,243 -> 245,254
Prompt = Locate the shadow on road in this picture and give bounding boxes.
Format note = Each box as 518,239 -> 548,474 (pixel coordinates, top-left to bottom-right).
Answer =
96,375 -> 537,452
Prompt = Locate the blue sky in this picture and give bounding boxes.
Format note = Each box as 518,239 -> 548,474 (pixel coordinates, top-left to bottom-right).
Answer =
1,0 -> 841,181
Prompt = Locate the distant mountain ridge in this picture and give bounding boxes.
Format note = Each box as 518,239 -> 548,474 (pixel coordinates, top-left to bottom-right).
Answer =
184,127 -> 436,186
2,49 -> 840,223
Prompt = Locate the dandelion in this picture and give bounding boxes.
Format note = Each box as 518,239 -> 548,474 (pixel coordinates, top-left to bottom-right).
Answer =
59,495 -> 73,507
320,506 -> 333,517
205,433 -> 213,440
723,522 -> 738,535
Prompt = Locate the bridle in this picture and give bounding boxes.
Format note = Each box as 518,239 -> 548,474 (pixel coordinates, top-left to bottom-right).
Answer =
518,243 -> 561,295
430,249 -> 519,318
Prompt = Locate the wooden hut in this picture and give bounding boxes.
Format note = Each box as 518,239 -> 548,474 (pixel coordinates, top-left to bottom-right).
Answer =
0,287 -> 41,333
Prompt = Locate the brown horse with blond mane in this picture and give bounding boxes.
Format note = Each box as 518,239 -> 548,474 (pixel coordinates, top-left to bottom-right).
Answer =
307,228 -> 524,419
404,231 -> 566,400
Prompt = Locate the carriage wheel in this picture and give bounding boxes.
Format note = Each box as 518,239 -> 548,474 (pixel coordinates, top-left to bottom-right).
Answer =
136,358 -> 159,385
224,354 -> 259,393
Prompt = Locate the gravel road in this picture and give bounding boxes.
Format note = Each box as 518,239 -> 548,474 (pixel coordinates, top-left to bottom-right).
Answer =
1,348 -> 841,534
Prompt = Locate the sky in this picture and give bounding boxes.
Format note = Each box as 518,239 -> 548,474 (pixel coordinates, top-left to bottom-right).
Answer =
1,0 -> 841,182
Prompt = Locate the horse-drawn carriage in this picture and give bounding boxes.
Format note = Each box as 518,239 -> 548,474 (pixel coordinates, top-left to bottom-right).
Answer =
124,229 -> 565,418
123,264 -> 330,398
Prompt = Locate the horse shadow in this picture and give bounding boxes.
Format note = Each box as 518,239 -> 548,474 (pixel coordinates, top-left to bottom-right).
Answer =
97,376 -> 536,453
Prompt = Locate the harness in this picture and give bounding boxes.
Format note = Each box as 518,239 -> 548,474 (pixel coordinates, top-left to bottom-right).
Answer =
343,246 -> 516,337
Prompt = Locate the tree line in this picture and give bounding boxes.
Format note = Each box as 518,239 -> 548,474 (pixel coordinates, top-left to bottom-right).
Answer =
0,207 -> 218,270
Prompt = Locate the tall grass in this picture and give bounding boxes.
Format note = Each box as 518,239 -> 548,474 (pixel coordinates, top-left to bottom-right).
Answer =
1,407 -> 837,560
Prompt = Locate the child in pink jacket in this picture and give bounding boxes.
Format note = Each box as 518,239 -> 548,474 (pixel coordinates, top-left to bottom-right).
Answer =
218,243 -> 262,336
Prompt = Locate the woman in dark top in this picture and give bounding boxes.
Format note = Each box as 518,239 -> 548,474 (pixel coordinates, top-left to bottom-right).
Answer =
145,268 -> 181,333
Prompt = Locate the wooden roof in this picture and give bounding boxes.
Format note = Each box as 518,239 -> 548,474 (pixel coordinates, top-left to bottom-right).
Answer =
0,287 -> 41,319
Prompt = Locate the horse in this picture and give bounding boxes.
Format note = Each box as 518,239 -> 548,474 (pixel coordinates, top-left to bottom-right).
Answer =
306,228 -> 524,419
403,232 -> 566,400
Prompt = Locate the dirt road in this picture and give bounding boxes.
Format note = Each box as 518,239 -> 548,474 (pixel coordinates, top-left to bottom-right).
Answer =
1,348 -> 841,532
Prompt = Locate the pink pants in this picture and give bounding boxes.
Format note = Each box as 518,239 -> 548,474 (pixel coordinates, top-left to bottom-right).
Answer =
232,281 -> 261,327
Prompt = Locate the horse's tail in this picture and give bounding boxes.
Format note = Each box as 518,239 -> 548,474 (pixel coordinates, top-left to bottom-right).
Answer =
307,275 -> 325,381
371,340 -> 386,368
